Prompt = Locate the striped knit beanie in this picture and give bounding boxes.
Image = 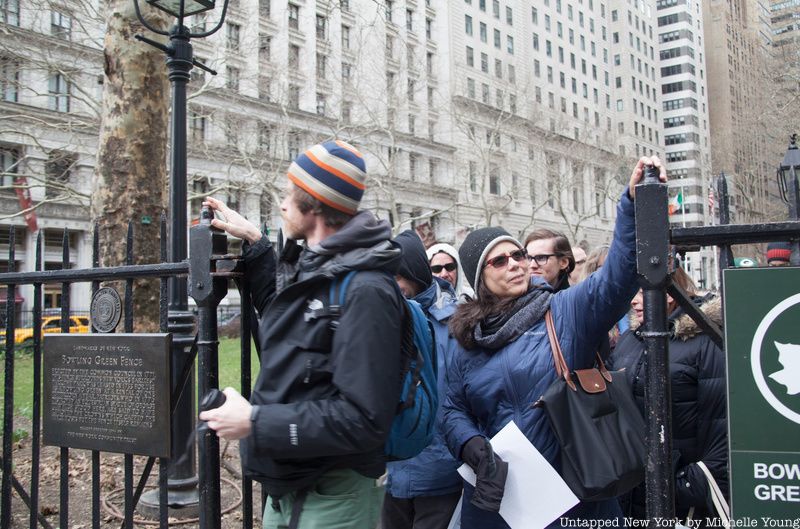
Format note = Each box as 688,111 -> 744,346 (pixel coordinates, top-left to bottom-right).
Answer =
767,242 -> 792,265
288,140 -> 367,215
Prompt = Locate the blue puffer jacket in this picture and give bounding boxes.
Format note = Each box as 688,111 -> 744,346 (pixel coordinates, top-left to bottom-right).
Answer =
386,278 -> 463,498
442,191 -> 638,527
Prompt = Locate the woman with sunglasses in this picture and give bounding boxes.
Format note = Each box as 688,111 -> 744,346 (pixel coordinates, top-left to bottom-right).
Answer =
427,243 -> 475,300
442,157 -> 666,528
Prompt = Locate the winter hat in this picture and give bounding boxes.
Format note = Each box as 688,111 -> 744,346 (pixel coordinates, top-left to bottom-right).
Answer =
426,243 -> 475,299
288,140 -> 366,214
394,230 -> 433,292
767,242 -> 792,265
458,227 -> 523,294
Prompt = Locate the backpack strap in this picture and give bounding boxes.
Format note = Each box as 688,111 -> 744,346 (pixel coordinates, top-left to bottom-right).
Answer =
328,270 -> 358,330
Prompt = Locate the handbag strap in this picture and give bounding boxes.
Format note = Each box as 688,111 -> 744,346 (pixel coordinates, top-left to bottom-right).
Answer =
696,461 -> 730,521
544,310 -> 576,391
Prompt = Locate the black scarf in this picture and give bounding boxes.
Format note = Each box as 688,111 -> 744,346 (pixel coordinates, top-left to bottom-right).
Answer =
473,287 -> 553,350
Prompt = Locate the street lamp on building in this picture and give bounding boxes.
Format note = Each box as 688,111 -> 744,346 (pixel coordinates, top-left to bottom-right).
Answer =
132,0 -> 229,519
777,133 -> 800,265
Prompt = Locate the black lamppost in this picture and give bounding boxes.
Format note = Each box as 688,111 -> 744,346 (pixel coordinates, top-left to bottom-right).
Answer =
777,133 -> 800,265
132,0 -> 229,514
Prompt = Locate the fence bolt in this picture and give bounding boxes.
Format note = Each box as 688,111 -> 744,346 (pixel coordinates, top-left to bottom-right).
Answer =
196,281 -> 204,290
650,256 -> 660,265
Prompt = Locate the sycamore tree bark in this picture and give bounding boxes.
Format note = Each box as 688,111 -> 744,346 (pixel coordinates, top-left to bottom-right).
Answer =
92,1 -> 170,331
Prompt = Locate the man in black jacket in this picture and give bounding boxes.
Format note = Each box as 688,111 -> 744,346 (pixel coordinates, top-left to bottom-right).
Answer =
200,140 -> 404,529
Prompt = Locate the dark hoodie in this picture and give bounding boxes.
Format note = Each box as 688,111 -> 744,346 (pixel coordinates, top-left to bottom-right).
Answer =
393,229 -> 434,293
609,296 -> 727,523
239,210 -> 405,497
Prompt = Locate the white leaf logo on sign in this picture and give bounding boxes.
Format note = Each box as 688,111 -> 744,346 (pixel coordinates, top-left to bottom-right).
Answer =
751,293 -> 800,424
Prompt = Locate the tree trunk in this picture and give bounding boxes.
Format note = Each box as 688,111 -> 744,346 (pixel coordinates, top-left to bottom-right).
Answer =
92,1 -> 170,331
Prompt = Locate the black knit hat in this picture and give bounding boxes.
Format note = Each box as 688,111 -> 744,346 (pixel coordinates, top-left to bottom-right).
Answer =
767,242 -> 792,265
394,230 -> 433,292
458,227 -> 523,294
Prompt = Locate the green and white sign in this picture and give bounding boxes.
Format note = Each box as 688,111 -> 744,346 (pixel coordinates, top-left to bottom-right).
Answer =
724,267 -> 800,524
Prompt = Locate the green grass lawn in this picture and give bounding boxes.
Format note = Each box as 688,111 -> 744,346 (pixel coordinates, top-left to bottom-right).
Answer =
0,337 -> 258,422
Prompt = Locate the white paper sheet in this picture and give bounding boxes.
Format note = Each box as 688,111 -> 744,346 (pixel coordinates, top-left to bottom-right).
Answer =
458,421 -> 579,529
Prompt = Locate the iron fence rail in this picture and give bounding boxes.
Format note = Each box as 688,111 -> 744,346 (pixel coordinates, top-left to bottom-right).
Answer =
0,219 -> 257,529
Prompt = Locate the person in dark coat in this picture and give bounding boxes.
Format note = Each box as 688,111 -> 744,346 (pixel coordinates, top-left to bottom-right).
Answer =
523,228 -> 576,292
200,140 -> 404,529
382,230 -> 463,529
609,267 -> 728,523
442,156 -> 666,529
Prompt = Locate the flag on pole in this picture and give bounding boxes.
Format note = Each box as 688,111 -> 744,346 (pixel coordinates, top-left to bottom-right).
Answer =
668,190 -> 683,215
708,187 -> 715,212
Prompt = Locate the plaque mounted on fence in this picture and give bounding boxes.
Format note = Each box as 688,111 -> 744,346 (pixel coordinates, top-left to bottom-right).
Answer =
43,334 -> 171,457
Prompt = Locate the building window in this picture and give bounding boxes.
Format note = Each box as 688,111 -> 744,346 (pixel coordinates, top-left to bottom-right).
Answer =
287,132 -> 301,160
426,17 -> 432,39
479,22 -> 487,42
465,15 -> 472,35
342,101 -> 352,123
226,66 -> 240,91
507,35 -> 514,54
288,84 -> 300,109
259,35 -> 271,62
340,0 -> 350,11
316,15 -> 326,39
467,78 -> 475,98
225,116 -> 239,147
189,110 -> 206,142
407,78 -> 415,101
506,6 -> 513,24
51,10 -> 72,39
468,161 -> 477,192
429,159 -> 436,182
482,83 -> 489,104
385,0 -> 393,22
1,0 -> 19,25
288,44 -> 300,68
48,73 -> 70,112
408,114 -> 415,135
406,9 -> 414,31
489,168 -> 500,195
1,56 -> 19,102
288,4 -> 300,29
259,0 -> 270,18
480,52 -> 488,73
494,29 -> 501,48
492,0 -> 500,18
226,22 -> 240,51
409,153 -> 418,181
316,53 -> 326,79
342,25 -> 351,49
342,62 -> 352,84
508,64 -> 515,83
0,144 -> 20,190
316,93 -> 326,115
385,35 -> 395,58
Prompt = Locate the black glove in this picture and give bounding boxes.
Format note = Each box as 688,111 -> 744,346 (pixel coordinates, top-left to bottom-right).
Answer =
462,436 -> 509,512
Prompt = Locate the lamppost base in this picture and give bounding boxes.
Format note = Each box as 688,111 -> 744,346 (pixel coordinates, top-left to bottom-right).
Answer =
136,476 -> 200,519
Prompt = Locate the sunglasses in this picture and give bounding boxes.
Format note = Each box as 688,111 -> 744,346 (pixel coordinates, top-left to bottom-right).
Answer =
483,249 -> 528,269
431,262 -> 457,273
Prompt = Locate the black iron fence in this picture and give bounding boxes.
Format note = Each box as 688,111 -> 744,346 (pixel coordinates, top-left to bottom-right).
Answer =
0,215 -> 259,529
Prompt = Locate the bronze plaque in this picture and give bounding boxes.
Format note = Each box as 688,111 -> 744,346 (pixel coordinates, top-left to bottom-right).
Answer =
43,334 -> 171,457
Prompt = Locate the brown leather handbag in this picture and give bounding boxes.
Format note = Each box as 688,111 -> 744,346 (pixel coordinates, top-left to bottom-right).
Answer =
535,310 -> 646,501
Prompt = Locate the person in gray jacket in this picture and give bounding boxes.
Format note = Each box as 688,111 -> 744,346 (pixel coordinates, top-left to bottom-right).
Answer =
200,140 -> 405,529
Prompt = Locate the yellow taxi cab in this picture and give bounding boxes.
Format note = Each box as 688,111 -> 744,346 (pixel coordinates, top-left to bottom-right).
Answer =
8,315 -> 90,348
